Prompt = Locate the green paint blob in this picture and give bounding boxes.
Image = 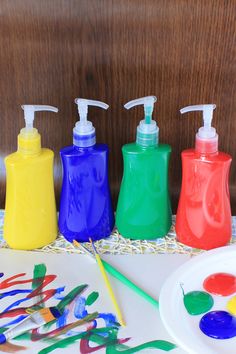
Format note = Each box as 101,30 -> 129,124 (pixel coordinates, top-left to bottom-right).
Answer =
183,291 -> 214,315
86,291 -> 99,306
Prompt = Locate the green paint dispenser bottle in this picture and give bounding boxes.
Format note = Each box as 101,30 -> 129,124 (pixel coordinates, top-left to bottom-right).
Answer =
116,96 -> 172,239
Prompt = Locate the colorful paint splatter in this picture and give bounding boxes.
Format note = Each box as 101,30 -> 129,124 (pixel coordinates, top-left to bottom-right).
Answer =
182,273 -> 236,340
0,264 -> 176,353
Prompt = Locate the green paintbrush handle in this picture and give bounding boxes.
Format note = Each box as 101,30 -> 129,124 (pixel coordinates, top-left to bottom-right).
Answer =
102,259 -> 159,308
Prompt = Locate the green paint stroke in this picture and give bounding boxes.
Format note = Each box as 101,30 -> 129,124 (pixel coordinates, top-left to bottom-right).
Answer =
31,263 -> 47,310
32,264 -> 47,290
107,340 -> 176,353
39,325 -> 176,354
183,290 -> 214,315
86,291 -> 99,306
56,284 -> 88,313
38,332 -> 85,354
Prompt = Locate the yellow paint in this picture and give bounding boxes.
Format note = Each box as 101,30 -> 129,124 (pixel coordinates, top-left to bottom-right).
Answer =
227,296 -> 236,316
4,128 -> 57,250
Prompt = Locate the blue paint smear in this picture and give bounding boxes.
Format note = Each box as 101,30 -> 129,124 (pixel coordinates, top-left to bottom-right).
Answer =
99,313 -> 117,327
2,295 -> 32,313
1,315 -> 28,328
53,287 -> 66,300
0,289 -> 31,299
200,311 -> 236,339
57,308 -> 69,329
74,297 -> 87,319
0,273 -> 4,278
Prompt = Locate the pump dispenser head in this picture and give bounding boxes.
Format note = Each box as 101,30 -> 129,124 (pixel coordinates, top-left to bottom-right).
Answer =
21,105 -> 59,133
18,105 -> 58,155
180,104 -> 218,154
124,96 -> 158,147
73,98 -> 109,147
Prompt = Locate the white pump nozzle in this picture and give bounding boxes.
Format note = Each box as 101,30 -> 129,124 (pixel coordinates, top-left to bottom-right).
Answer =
124,96 -> 158,147
21,105 -> 58,131
73,98 -> 109,147
75,98 -> 109,127
180,104 -> 216,139
124,96 -> 157,124
180,104 -> 218,153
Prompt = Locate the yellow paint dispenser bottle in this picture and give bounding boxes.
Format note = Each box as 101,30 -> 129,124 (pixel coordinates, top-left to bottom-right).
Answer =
4,105 -> 58,250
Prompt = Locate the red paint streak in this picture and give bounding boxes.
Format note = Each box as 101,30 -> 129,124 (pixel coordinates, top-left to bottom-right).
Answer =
31,322 -> 77,341
203,273 -> 236,296
0,273 -> 33,289
0,274 -> 57,318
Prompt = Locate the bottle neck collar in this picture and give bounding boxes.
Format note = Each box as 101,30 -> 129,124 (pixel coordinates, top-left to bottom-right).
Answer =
73,130 -> 96,147
195,134 -> 218,154
18,128 -> 41,155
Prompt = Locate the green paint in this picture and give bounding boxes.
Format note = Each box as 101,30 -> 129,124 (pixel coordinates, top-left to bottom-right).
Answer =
116,143 -> 172,239
86,291 -> 99,306
38,332 -> 85,354
32,264 -> 47,290
32,263 -> 47,309
183,291 -> 214,315
56,284 -> 88,313
39,325 -> 176,354
107,340 -> 176,353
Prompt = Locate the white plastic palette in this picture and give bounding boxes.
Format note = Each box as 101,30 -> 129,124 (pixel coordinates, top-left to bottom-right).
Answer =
159,245 -> 236,354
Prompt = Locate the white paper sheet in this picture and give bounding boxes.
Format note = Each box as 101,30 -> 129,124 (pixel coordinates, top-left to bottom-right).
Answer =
0,249 -> 190,353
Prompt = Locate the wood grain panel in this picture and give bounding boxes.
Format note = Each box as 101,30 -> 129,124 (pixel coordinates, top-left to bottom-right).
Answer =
0,0 -> 235,213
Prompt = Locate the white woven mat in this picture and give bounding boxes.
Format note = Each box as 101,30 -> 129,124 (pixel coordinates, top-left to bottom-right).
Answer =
0,210 -> 235,255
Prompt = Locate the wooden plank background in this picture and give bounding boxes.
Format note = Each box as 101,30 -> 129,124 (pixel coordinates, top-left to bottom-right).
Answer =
0,0 -> 235,213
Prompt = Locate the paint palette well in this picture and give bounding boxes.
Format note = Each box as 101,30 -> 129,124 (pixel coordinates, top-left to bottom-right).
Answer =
159,245 -> 236,354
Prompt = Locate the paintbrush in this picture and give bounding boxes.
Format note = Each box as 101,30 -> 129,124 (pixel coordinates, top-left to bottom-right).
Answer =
88,238 -> 126,327
73,240 -> 159,308
0,307 -> 62,344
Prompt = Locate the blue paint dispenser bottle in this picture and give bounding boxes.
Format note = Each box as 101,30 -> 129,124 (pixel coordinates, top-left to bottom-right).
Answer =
59,98 -> 115,242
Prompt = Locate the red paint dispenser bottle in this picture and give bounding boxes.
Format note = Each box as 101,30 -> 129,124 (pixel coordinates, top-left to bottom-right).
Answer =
176,104 -> 232,250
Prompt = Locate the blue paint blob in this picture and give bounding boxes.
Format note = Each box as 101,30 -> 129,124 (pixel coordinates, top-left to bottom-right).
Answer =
0,334 -> 6,344
200,311 -> 236,339
0,273 -> 4,278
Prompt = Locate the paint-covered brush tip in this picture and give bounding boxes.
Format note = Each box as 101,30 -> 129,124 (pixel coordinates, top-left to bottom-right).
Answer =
73,240 -> 79,247
49,307 -> 62,319
0,334 -> 6,344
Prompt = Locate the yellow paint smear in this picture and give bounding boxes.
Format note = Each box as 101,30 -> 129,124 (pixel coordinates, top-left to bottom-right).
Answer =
227,296 -> 236,316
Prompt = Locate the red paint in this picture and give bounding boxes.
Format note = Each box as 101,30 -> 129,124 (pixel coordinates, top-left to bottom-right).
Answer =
203,273 -> 236,296
0,273 -> 56,319
176,149 -> 232,250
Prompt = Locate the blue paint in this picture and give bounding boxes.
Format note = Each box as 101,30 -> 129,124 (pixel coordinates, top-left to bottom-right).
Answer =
200,311 -> 236,339
74,296 -> 87,319
99,313 -> 118,328
1,315 -> 27,328
0,333 -> 6,344
1,294 -> 31,313
0,273 -> 4,278
59,144 -> 114,242
57,308 -> 69,329
0,289 -> 31,299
